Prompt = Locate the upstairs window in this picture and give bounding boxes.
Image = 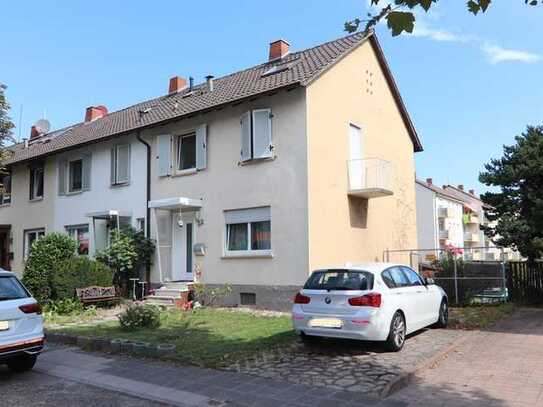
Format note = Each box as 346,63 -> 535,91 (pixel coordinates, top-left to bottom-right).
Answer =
69,159 -> 83,192
176,133 -> 196,171
111,144 -> 131,186
0,173 -> 11,205
157,124 -> 207,177
29,163 -> 44,201
58,154 -> 91,195
240,109 -> 273,162
224,206 -> 271,256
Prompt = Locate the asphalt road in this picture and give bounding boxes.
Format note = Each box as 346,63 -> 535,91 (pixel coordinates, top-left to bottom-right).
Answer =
0,365 -> 169,407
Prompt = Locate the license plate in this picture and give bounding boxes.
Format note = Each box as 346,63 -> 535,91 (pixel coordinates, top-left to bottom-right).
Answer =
0,321 -> 9,331
309,318 -> 343,329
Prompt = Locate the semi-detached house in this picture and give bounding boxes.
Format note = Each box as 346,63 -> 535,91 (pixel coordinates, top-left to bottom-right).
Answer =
0,30 -> 423,309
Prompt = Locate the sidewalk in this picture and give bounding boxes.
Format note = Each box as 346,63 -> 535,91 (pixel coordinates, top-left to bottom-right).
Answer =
36,344 -> 407,407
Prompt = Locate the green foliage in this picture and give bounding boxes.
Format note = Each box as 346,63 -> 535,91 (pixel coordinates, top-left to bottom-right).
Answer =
118,303 -> 161,330
52,257 -> 113,300
44,298 -> 85,315
0,84 -> 15,170
22,233 -> 78,304
193,283 -> 233,307
479,126 -> 543,260
345,1 -> 540,37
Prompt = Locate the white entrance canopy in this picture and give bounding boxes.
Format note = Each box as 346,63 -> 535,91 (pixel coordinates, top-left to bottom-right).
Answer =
148,197 -> 202,211
85,210 -> 132,220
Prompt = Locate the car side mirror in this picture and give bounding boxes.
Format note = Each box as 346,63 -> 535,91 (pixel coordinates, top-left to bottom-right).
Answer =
424,277 -> 435,285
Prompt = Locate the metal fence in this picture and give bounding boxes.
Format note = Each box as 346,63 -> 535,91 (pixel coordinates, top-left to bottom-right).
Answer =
383,247 -> 507,305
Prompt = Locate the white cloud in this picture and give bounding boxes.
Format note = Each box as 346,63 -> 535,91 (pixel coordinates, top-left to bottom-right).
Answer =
482,44 -> 542,64
411,25 -> 467,43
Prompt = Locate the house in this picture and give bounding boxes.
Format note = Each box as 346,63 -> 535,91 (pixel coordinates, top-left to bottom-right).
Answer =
1,30 -> 422,309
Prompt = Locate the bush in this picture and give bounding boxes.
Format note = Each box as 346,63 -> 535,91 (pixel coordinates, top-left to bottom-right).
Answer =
22,233 -> 78,304
118,303 -> 161,330
44,298 -> 85,315
52,257 -> 114,300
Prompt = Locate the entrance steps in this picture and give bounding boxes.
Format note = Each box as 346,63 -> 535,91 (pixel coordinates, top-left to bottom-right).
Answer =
144,282 -> 194,308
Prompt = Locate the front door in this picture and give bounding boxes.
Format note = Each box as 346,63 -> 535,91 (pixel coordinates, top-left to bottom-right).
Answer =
171,212 -> 195,281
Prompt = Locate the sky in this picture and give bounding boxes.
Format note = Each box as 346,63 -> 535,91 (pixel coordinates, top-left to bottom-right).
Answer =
2,1 -> 543,193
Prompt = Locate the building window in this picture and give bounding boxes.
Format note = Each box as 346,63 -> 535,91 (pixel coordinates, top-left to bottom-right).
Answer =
29,164 -> 44,201
136,218 -> 145,232
225,207 -> 271,255
176,133 -> 196,171
240,109 -> 273,162
0,173 -> 11,205
66,225 -> 90,255
24,229 -> 45,259
69,159 -> 83,192
111,144 -> 131,185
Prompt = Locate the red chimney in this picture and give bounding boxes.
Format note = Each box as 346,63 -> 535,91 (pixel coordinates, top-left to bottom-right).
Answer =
458,185 -> 464,191
269,39 -> 290,61
30,126 -> 40,139
168,76 -> 188,94
426,178 -> 433,185
85,105 -> 108,122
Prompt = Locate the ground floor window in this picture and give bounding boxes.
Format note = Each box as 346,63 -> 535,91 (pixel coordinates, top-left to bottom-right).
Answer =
66,224 -> 90,255
24,228 -> 45,259
224,207 -> 271,255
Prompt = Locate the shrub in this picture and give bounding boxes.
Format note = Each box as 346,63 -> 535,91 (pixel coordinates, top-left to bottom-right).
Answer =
52,257 -> 114,300
44,298 -> 85,315
119,303 -> 161,330
193,283 -> 233,307
22,233 -> 78,304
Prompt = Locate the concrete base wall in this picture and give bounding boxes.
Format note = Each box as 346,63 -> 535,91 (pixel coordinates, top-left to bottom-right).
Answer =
207,284 -> 301,311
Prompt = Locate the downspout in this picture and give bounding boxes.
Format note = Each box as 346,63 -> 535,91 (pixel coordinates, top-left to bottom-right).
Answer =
136,131 -> 152,287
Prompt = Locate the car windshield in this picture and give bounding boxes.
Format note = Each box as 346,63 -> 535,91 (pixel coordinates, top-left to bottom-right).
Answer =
304,269 -> 374,291
0,276 -> 29,300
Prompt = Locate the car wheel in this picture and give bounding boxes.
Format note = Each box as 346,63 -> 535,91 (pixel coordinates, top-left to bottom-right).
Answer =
300,332 -> 320,345
385,312 -> 406,352
6,354 -> 38,373
434,299 -> 449,328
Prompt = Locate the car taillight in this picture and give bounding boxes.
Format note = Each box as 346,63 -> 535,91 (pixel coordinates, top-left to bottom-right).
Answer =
294,293 -> 311,304
19,303 -> 42,315
348,293 -> 381,307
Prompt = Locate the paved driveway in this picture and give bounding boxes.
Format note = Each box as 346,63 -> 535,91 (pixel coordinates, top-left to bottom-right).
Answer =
390,308 -> 543,406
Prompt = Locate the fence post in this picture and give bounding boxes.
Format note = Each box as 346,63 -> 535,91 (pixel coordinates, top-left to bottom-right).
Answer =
453,255 -> 459,305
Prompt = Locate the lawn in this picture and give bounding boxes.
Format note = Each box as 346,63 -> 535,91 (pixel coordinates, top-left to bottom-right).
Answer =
448,303 -> 516,330
50,308 -> 297,368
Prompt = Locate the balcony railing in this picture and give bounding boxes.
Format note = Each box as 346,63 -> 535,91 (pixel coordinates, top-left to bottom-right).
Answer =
467,214 -> 480,224
464,232 -> 480,243
439,229 -> 449,240
347,158 -> 393,199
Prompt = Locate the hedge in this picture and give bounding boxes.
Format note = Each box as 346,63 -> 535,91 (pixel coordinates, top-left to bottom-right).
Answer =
52,257 -> 114,300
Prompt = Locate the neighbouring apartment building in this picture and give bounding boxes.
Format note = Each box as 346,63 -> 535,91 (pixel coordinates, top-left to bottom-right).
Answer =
0,30 -> 423,309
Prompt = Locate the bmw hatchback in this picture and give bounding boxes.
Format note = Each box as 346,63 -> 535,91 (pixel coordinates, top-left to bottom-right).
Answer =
0,270 -> 44,371
292,263 -> 448,351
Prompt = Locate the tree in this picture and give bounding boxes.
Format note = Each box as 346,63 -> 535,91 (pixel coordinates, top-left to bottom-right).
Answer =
479,126 -> 543,261
345,1 -> 541,37
0,84 -> 15,173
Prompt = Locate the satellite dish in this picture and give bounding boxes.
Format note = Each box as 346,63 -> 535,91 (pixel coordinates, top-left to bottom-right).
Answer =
34,119 -> 51,134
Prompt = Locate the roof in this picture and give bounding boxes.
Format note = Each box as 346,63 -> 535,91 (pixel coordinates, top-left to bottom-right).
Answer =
5,31 -> 422,166
416,179 -> 465,204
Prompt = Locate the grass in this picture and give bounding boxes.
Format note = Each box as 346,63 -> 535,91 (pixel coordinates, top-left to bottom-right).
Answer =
448,303 -> 516,330
50,308 -> 297,367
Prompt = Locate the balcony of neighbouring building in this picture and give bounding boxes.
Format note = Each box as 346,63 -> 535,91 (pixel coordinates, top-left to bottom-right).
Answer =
439,229 -> 449,240
438,207 -> 454,218
347,158 -> 393,199
464,232 -> 480,243
466,214 -> 480,224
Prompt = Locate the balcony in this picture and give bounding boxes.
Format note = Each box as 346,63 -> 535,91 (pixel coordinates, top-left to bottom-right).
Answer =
464,232 -> 480,243
439,229 -> 449,240
466,214 -> 480,224
438,207 -> 453,218
347,158 -> 393,199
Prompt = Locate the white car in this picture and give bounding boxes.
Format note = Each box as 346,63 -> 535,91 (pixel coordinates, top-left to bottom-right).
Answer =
292,263 -> 448,351
0,270 -> 44,371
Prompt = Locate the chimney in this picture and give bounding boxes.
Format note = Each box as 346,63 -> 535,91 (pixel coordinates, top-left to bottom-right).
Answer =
269,39 -> 290,61
189,77 -> 194,92
85,105 -> 108,122
469,189 -> 475,195
30,126 -> 40,139
168,76 -> 188,94
206,75 -> 215,92
458,184 -> 464,191
426,178 -> 433,185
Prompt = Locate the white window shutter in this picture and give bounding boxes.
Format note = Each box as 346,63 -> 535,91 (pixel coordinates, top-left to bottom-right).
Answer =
82,153 -> 92,191
116,144 -> 131,183
252,109 -> 272,159
195,124 -> 207,170
58,160 -> 67,196
240,111 -> 252,162
110,148 -> 116,185
157,134 -> 172,177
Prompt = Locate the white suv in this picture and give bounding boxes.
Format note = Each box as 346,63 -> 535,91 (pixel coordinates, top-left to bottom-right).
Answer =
0,270 -> 44,372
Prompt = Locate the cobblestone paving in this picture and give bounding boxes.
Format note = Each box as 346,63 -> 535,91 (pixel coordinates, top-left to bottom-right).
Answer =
227,328 -> 463,397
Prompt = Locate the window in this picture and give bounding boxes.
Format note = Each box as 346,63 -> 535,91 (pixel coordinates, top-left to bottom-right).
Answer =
304,270 -> 374,291
111,144 -> 130,185
0,173 -> 11,205
0,276 -> 29,300
240,109 -> 273,162
66,225 -> 90,255
381,269 -> 396,288
29,163 -> 44,200
69,159 -> 83,192
177,133 -> 196,171
136,218 -> 145,232
225,207 -> 271,255
24,229 -> 45,259
387,267 -> 411,288
402,267 -> 423,286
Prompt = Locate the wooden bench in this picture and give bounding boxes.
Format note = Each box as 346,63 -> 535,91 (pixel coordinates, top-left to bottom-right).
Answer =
76,286 -> 120,305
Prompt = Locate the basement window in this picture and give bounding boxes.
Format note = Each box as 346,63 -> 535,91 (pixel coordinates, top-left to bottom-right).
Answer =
240,293 -> 256,306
